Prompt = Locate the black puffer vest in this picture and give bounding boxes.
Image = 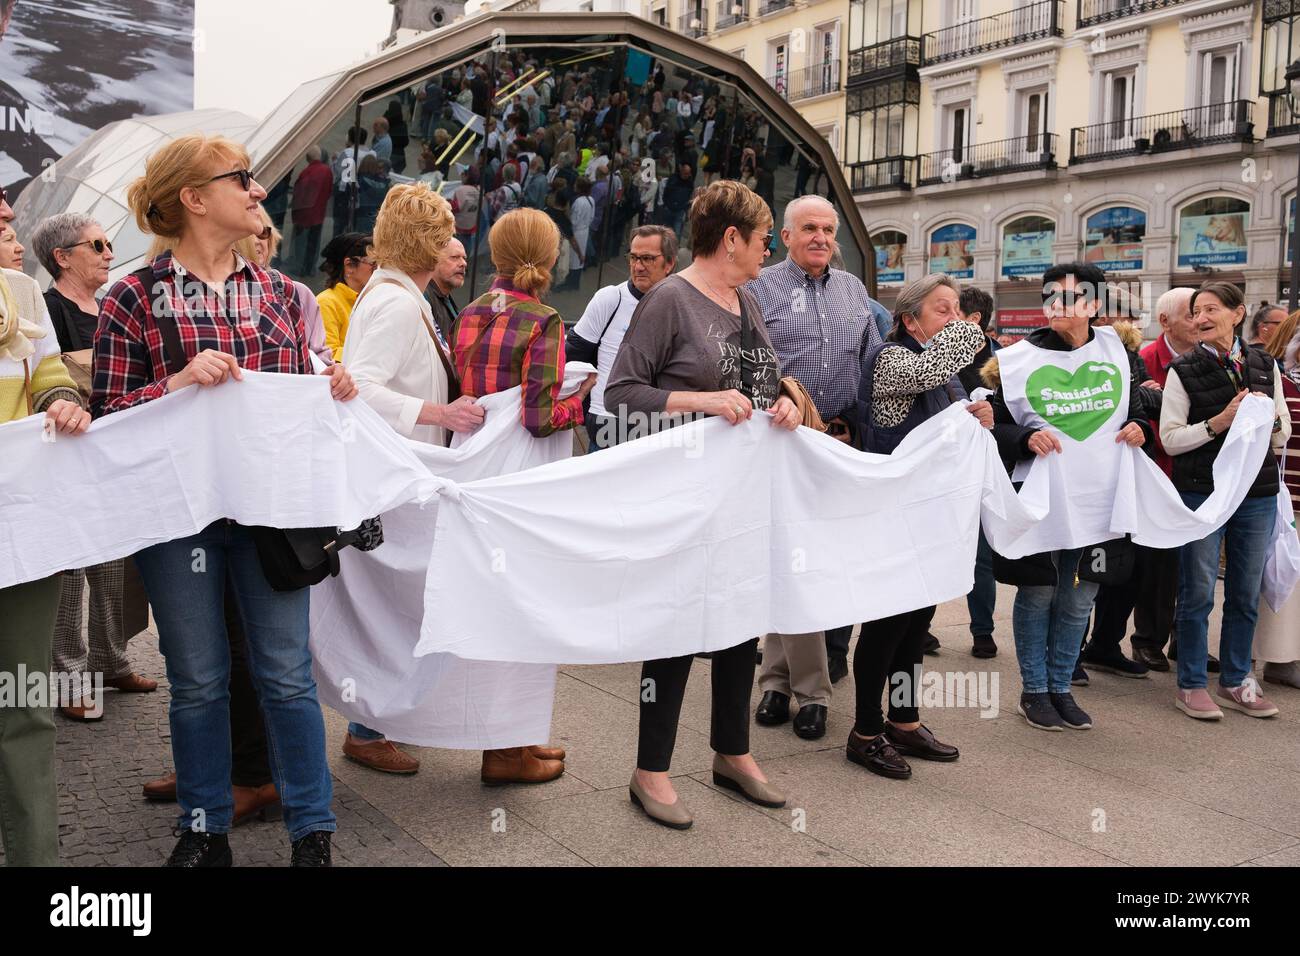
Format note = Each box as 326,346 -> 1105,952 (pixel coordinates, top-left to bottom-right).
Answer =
1169,343 -> 1278,498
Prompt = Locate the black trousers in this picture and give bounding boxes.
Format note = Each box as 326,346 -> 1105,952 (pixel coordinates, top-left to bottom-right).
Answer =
224,577 -> 273,788
637,638 -> 758,772
1131,547 -> 1180,652
825,624 -> 854,659
853,605 -> 935,737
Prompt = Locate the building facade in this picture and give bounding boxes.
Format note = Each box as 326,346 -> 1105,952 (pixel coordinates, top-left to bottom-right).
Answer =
843,0 -> 1300,323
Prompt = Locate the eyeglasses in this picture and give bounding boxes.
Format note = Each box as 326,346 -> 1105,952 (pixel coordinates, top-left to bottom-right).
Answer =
62,238 -> 113,255
202,169 -> 254,191
758,232 -> 776,251
627,253 -> 663,266
0,186 -> 7,206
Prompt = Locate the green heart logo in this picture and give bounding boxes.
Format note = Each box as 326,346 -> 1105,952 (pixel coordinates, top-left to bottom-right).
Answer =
1025,362 -> 1123,442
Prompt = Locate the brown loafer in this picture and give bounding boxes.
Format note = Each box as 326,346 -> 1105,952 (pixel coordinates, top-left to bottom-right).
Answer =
481,747 -> 564,786
885,722 -> 959,762
59,699 -> 104,722
342,734 -> 420,774
529,744 -> 566,761
143,771 -> 177,802
846,731 -> 911,779
233,783 -> 281,826
104,672 -> 159,692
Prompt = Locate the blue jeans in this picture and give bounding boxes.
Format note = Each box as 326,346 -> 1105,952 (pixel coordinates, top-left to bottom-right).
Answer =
348,722 -> 384,741
967,527 -> 996,638
1174,492 -> 1276,690
134,521 -> 336,841
1012,549 -> 1100,694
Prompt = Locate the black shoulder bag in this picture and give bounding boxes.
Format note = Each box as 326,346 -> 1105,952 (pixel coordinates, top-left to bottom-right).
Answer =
134,266 -> 382,592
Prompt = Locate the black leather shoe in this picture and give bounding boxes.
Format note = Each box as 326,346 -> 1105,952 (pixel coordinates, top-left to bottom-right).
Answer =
1208,654 -> 1220,673
1080,645 -> 1149,678
885,722 -> 959,761
291,831 -> 333,867
793,704 -> 827,740
923,633 -> 941,656
845,731 -> 911,779
1132,645 -> 1170,672
755,690 -> 790,726
827,654 -> 849,684
165,830 -> 232,868
971,634 -> 997,659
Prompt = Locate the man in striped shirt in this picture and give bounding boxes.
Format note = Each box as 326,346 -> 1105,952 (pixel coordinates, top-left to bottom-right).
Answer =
747,196 -> 888,737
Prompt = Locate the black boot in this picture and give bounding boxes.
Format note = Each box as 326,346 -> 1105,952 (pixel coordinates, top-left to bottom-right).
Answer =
291,831 -> 333,867
165,830 -> 232,867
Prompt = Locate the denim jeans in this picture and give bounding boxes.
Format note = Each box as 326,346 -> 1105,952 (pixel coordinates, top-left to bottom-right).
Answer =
348,722 -> 384,741
1173,492 -> 1276,690
1012,549 -> 1100,694
134,521 -> 336,841
967,527 -> 996,638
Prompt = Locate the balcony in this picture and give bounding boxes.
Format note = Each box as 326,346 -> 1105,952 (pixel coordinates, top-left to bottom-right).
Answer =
714,0 -> 748,29
770,60 -> 842,101
849,157 -> 917,192
1076,0 -> 1189,29
1268,91 -> 1300,137
922,0 -> 1062,66
757,0 -> 792,16
1069,101 -> 1255,165
1264,0 -> 1300,21
677,9 -> 708,38
917,134 -> 1057,186
847,36 -> 922,85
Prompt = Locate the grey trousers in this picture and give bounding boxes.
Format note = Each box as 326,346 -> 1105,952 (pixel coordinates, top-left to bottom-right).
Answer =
758,632 -> 832,708
52,560 -> 131,692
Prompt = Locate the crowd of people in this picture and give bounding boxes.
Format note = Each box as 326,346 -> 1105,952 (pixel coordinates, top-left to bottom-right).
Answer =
1,110 -> 1299,865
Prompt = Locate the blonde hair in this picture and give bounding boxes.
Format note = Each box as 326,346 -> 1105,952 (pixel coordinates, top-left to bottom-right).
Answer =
233,205 -> 280,266
126,133 -> 251,242
370,182 -> 454,274
489,208 -> 559,297
1265,310 -> 1300,360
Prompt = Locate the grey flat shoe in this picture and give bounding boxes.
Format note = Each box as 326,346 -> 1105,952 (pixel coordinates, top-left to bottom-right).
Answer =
711,754 -> 786,808
629,773 -> 693,830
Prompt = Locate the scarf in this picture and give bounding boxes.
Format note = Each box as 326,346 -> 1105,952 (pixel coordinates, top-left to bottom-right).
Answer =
0,269 -> 46,364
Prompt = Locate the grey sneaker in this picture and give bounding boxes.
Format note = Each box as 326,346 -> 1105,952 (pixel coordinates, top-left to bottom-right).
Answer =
1018,692 -> 1066,731
1049,692 -> 1093,730
1215,678 -> 1279,718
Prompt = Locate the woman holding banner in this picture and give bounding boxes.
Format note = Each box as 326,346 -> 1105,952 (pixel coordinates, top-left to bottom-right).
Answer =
1160,282 -> 1290,720
92,133 -> 358,868
984,262 -> 1150,733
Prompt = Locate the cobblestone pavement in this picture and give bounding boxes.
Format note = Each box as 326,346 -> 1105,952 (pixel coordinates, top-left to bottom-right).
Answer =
7,583 -> 1300,867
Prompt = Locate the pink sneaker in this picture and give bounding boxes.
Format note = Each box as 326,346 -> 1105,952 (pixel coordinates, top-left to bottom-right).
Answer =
1175,688 -> 1223,720
1214,678 -> 1279,718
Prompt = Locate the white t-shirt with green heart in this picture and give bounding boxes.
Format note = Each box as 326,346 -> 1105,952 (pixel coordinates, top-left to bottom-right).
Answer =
997,326 -> 1131,484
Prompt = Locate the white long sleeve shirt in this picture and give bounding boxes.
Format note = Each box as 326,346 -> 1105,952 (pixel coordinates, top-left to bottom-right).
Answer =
1159,362 -> 1291,456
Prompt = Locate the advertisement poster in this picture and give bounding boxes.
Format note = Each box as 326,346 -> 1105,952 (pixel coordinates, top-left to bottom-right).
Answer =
995,307 -> 1048,343
1001,218 -> 1055,278
1177,211 -> 1249,268
1084,206 -> 1146,272
0,0 -> 195,198
929,223 -> 975,279
873,230 -> 906,284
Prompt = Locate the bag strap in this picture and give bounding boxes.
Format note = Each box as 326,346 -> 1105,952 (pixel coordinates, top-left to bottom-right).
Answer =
594,285 -> 625,349
356,277 -> 462,390
22,356 -> 33,417
132,266 -> 187,377
736,289 -> 756,403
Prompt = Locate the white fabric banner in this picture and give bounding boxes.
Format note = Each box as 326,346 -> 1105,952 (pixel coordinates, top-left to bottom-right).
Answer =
306,364 -> 594,750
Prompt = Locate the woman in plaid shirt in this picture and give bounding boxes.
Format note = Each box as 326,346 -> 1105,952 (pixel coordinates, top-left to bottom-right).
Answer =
91,134 -> 356,868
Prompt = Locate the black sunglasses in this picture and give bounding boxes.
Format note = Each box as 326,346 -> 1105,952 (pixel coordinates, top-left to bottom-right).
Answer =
203,169 -> 254,191
63,238 -> 113,255
0,186 -> 7,205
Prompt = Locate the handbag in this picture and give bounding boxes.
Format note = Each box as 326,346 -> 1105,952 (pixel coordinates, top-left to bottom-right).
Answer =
133,265 -> 383,592
1262,451 -> 1300,612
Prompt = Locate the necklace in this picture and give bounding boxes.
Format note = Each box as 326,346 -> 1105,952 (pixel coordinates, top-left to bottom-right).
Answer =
696,271 -> 738,312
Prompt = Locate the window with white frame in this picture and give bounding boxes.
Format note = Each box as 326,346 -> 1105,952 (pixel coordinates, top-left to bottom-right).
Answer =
943,101 -> 972,159
1181,4 -> 1251,122
1103,68 -> 1136,144
1019,86 -> 1049,152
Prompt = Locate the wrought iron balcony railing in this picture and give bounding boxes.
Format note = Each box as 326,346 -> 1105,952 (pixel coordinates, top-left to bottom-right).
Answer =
849,157 -> 917,192
714,0 -> 748,30
769,60 -> 841,101
847,36 -> 922,84
1264,0 -> 1300,22
1076,0 -> 1190,29
922,0 -> 1062,66
1069,101 -> 1254,164
677,9 -> 708,38
1268,91 -> 1300,137
757,0 -> 792,15
917,134 -> 1057,186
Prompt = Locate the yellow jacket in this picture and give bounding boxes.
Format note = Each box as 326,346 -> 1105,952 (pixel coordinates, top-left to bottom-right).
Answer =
0,268 -> 79,425
318,282 -> 359,358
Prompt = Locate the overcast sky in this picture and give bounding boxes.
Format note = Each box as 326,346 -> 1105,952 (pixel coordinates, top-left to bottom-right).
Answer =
193,0 -> 395,119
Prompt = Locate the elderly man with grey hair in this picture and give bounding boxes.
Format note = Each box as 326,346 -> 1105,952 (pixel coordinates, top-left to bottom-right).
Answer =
30,211 -> 160,719
746,194 -> 890,739
291,144 -> 334,275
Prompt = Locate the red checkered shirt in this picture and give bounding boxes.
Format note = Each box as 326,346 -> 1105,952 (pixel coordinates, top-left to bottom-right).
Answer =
91,252 -> 310,417
452,277 -> 583,437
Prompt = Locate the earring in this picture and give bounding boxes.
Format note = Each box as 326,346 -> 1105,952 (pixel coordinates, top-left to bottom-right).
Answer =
727,248 -> 734,262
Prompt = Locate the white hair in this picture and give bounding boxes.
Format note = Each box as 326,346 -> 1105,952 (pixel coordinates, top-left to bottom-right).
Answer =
783,195 -> 838,232
1155,286 -> 1193,324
